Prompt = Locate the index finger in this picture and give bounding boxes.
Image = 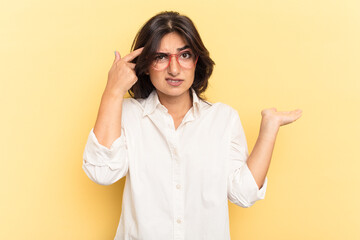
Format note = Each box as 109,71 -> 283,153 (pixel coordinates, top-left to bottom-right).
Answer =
122,47 -> 144,62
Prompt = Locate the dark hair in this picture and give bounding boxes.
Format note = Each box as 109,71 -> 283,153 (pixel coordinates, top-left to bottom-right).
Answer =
128,11 -> 215,101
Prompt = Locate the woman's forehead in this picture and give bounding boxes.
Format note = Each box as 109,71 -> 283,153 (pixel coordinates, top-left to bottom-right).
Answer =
156,32 -> 190,52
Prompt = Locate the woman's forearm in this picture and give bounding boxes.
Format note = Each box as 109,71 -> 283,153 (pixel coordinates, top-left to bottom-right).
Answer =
246,118 -> 280,189
93,91 -> 125,149
246,107 -> 302,189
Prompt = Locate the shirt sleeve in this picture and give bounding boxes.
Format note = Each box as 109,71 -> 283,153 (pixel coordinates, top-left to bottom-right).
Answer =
82,127 -> 129,185
227,110 -> 268,208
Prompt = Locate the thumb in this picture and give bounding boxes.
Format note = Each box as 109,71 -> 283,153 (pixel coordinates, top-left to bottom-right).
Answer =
114,50 -> 121,63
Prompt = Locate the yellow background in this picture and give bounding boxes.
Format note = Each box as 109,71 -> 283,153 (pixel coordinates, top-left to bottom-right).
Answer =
1,0 -> 359,239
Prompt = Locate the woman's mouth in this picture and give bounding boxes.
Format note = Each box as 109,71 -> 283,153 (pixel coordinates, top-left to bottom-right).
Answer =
166,78 -> 183,86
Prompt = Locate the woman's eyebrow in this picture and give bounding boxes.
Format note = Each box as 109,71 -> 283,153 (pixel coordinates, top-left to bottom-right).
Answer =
157,45 -> 190,54
177,45 -> 190,51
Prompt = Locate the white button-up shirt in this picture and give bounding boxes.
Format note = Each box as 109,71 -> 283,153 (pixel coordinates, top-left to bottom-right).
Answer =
82,88 -> 267,240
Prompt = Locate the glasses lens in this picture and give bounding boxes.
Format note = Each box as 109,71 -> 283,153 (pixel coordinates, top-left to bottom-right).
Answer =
178,51 -> 196,69
152,51 -> 197,70
152,54 -> 169,70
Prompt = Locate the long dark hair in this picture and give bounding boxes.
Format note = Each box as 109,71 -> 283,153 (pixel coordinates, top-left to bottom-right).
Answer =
128,11 -> 215,101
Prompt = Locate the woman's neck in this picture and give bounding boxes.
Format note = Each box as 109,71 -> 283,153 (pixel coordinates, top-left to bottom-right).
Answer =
156,90 -> 193,119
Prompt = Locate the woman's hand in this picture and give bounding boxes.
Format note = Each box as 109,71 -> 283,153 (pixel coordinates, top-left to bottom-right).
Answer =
104,47 -> 144,98
258,108 -> 303,140
261,108 -> 303,128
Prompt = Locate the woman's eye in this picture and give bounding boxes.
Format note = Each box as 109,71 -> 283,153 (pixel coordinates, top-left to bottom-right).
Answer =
180,52 -> 192,59
155,54 -> 168,61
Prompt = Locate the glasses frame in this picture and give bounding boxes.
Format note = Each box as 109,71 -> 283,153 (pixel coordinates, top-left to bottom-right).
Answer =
151,49 -> 199,71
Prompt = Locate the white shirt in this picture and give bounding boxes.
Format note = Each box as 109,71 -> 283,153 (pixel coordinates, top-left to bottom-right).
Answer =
82,88 -> 267,240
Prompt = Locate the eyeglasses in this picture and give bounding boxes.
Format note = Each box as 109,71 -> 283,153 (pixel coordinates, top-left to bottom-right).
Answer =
151,49 -> 198,71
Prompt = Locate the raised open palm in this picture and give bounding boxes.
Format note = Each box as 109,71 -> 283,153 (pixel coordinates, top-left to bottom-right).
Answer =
261,108 -> 303,127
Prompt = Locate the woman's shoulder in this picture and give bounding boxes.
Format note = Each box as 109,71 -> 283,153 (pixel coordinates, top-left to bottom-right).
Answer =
122,97 -> 145,108
120,97 -> 145,122
122,96 -> 140,105
204,100 -> 239,116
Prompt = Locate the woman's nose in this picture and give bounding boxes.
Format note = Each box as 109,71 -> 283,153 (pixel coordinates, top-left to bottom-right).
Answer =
167,55 -> 180,75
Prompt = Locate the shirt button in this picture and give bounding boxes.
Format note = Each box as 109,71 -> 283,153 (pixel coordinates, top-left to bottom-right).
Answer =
177,219 -> 182,224
176,184 -> 181,189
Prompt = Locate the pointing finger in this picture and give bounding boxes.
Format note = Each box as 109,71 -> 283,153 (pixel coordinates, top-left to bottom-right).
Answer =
122,47 -> 144,62
114,50 -> 121,63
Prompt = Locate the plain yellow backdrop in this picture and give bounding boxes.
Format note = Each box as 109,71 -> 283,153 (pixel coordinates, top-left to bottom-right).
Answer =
1,0 -> 359,239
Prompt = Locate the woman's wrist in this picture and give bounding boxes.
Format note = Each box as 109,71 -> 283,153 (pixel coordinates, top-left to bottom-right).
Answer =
259,117 -> 280,141
102,88 -> 126,102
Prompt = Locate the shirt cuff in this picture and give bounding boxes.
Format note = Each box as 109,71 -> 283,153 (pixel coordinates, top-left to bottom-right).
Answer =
82,128 -> 127,170
228,163 -> 268,207
241,163 -> 267,199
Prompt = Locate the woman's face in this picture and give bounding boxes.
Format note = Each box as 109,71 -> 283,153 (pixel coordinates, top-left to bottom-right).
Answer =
148,32 -> 197,102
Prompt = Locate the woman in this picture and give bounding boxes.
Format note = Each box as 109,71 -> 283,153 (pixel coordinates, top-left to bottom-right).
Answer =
82,11 -> 302,240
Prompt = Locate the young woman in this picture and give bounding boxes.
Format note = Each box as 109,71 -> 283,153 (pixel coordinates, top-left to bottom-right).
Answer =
82,11 -> 302,240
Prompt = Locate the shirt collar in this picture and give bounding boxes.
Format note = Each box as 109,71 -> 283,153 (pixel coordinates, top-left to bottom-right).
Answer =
142,88 -> 201,118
